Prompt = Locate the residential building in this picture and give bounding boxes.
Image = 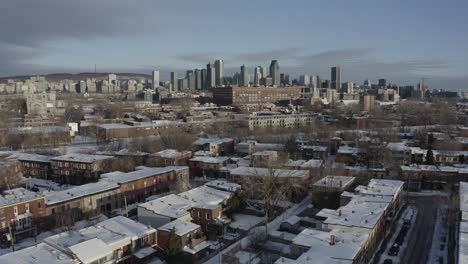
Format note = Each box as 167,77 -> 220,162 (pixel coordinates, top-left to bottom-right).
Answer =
240,65 -> 249,86
248,112 -> 318,130
188,156 -> 230,178
312,176 -> 356,209
50,154 -> 114,184
192,137 -> 235,155
8,153 -> 51,179
213,86 -> 303,107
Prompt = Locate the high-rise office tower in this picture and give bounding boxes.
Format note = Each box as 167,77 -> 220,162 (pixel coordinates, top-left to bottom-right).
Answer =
331,66 -> 341,90
269,60 -> 280,87
378,79 -> 387,88
254,66 -> 262,86
240,65 -> 249,86
215,59 -> 224,87
311,75 -> 319,88
299,74 -> 310,86
152,71 -> 160,89
206,63 -> 216,88
260,66 -> 267,80
186,70 -> 195,90
195,69 -> 202,90
280,74 -> 290,86
170,72 -> 178,92
201,69 -> 207,89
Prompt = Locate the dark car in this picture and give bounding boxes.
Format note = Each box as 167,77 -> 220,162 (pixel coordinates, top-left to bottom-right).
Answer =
383,259 -> 393,264
389,244 -> 400,256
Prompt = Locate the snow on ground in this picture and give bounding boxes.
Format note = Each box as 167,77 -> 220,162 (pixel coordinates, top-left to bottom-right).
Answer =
229,214 -> 266,231
427,207 -> 449,264
379,206 -> 418,264
0,214 -> 108,256
204,196 -> 311,264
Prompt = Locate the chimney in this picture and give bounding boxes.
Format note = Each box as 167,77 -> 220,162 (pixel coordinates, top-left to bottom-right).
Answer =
329,235 -> 336,245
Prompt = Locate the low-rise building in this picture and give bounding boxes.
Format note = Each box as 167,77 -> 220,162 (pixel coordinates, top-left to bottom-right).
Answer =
312,176 -> 356,209
50,154 -> 114,184
149,149 -> 192,167
192,138 -> 235,155
8,153 -> 52,179
0,188 -> 46,244
156,219 -> 207,255
188,156 -> 230,178
248,112 -> 317,130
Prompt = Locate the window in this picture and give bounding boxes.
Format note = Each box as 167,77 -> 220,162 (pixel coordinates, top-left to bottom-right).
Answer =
206,213 -> 210,220
197,211 -> 201,218
25,203 -> 30,213
13,206 -> 18,216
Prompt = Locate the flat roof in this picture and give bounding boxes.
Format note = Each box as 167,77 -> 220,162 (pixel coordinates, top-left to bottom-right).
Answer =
205,180 -> 241,192
190,156 -> 230,163
45,181 -> 119,205
313,176 -> 355,188
291,229 -> 368,263
229,167 -> 309,178
0,242 -> 78,264
138,194 -> 191,219
101,167 -> 174,184
178,185 -> 232,207
317,198 -> 389,230
354,179 -> 404,198
157,219 -> 200,236
7,153 -> 51,163
0,188 -> 44,208
51,154 -> 113,163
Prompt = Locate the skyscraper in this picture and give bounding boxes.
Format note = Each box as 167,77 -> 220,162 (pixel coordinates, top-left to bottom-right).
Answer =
206,63 -> 216,88
215,59 -> 224,87
240,65 -> 249,86
195,69 -> 202,90
152,71 -> 160,89
254,66 -> 262,86
378,79 -> 387,88
311,75 -> 319,88
186,70 -> 195,90
269,60 -> 280,87
201,69 -> 207,89
260,66 -> 267,80
170,72 -> 178,92
299,75 -> 310,86
331,66 -> 341,90
280,74 -> 290,86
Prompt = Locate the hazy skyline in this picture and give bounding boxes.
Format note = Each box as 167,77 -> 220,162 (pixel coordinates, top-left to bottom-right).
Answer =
1,0 -> 467,90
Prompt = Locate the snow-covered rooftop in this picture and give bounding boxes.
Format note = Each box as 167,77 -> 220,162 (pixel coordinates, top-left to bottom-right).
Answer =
0,242 -> 78,264
51,154 -> 113,163
354,179 -> 404,199
313,176 -> 355,189
205,180 -> 241,192
0,188 -> 44,208
157,219 -> 200,236
101,167 -> 174,184
291,229 -> 368,263
154,149 -> 186,158
193,137 -> 233,146
230,167 -> 309,178
178,185 -> 232,206
317,198 -> 389,230
190,156 -> 230,164
138,194 -> 191,219
7,153 -> 51,163
45,181 -> 119,205
337,146 -> 367,155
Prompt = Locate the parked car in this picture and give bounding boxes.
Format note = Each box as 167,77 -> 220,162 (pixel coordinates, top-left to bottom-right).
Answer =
389,244 -> 400,256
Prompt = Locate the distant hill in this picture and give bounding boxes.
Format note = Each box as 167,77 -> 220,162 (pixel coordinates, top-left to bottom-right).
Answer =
0,72 -> 151,82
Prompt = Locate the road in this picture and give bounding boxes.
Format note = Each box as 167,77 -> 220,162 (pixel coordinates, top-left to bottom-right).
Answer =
401,196 -> 442,264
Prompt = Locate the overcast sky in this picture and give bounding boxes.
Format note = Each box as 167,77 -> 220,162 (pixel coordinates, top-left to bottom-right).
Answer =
1,0 -> 467,90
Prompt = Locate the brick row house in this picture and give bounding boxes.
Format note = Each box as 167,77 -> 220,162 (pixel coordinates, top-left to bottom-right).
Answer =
50,154 -> 114,184
0,188 -> 46,246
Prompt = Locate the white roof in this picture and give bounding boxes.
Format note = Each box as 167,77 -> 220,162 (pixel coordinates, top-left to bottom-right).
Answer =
7,152 -> 51,163
155,149 -> 186,158
51,154 -> 113,163
354,179 -> 404,199
205,180 -> 241,192
138,194 -> 191,219
291,229 -> 368,263
317,198 -> 389,230
178,185 -> 232,206
102,167 -> 174,184
313,176 -> 355,188
193,137 -> 233,146
45,181 -> 119,205
230,167 -> 309,178
337,146 -> 366,154
0,243 -> 78,264
157,219 -> 200,236
69,238 -> 113,264
0,188 -> 43,208
190,156 -> 230,164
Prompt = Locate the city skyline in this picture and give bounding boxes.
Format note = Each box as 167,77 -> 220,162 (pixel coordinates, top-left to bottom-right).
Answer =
0,0 -> 467,90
